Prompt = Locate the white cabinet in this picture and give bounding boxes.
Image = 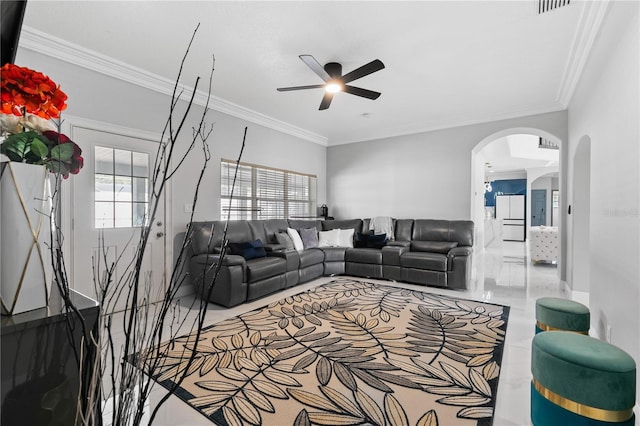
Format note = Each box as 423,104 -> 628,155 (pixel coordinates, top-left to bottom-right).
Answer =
496,195 -> 525,241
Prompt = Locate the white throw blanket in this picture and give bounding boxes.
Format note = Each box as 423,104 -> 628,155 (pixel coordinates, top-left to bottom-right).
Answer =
369,216 -> 394,241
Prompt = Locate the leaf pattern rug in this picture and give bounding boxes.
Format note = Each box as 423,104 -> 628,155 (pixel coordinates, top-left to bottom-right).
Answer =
142,278 -> 510,426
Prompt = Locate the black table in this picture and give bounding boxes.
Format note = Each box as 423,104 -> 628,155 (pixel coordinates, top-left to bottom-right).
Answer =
1,289 -> 100,425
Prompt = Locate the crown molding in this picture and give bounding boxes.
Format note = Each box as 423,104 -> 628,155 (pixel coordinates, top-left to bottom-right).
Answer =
328,101 -> 566,146
556,0 -> 611,107
18,26 -> 328,146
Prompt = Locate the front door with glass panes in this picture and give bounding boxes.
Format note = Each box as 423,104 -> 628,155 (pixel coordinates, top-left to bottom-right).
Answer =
71,127 -> 166,313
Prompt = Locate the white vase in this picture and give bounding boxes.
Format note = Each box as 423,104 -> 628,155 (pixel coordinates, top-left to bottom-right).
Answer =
1,162 -> 54,315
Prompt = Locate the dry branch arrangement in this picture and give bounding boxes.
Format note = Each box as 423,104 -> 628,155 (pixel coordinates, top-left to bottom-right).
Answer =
47,25 -> 247,425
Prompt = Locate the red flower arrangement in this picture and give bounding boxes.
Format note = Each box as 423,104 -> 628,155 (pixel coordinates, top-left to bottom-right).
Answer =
1,63 -> 68,119
0,63 -> 82,178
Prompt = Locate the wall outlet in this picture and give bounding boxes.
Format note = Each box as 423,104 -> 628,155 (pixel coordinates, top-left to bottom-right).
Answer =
184,203 -> 193,213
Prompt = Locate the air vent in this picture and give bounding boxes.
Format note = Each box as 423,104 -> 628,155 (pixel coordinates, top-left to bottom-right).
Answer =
539,137 -> 559,150
539,0 -> 570,14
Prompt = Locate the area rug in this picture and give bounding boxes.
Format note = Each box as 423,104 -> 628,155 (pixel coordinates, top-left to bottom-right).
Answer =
143,278 -> 510,426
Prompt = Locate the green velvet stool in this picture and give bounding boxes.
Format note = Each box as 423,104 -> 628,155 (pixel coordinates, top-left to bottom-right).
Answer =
536,297 -> 590,334
531,331 -> 636,425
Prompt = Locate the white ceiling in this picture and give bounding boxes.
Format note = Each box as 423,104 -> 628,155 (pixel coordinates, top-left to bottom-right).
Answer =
21,1 -> 588,146
482,134 -> 559,176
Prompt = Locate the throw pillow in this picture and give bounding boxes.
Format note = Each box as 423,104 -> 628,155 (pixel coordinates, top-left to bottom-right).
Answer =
275,232 -> 294,250
318,229 -> 340,247
299,227 -> 319,249
355,232 -> 371,248
367,233 -> 387,249
227,239 -> 267,260
411,240 -> 459,254
337,228 -> 355,248
355,232 -> 387,249
287,228 -> 305,252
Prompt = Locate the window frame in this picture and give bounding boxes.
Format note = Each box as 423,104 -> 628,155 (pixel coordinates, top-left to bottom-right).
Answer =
220,159 -> 317,220
94,146 -> 150,229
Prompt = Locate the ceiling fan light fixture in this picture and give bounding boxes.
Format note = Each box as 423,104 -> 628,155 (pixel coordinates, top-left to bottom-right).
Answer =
277,55 -> 385,109
325,81 -> 343,94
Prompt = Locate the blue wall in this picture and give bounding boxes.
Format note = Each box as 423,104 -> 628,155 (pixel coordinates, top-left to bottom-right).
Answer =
485,179 -> 527,207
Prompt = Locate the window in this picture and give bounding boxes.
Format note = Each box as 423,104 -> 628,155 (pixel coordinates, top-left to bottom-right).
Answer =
95,146 -> 149,228
221,159 -> 316,220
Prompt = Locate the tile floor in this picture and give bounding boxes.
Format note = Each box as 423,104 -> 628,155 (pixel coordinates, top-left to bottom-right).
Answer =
107,240 -> 571,425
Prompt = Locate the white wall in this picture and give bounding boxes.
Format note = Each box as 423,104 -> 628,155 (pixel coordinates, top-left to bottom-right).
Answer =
327,111 -> 567,225
567,0 -> 639,399
15,48 -> 328,286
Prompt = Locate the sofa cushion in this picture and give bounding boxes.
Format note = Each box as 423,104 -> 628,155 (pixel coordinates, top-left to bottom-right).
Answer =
401,252 -> 447,272
247,220 -> 268,244
288,219 -> 322,232
287,228 -> 305,252
246,257 -> 287,283
318,229 -> 340,247
299,227 -> 319,249
320,247 -> 346,262
411,240 -> 458,254
322,219 -> 363,234
345,248 -> 383,264
412,219 -> 474,247
227,239 -> 267,260
395,219 -> 414,242
262,219 -> 290,243
275,232 -> 294,250
299,248 -> 324,268
190,220 -> 253,255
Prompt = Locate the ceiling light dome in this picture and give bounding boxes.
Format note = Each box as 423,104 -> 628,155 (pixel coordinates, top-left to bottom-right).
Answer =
325,82 -> 342,94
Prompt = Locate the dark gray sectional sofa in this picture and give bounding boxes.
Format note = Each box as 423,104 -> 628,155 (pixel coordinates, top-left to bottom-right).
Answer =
188,218 -> 474,307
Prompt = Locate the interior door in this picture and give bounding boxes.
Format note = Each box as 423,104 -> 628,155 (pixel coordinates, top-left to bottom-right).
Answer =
531,190 -> 547,226
71,127 -> 166,312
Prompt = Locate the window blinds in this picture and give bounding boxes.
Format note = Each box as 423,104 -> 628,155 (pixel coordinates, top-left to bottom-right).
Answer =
220,159 -> 317,220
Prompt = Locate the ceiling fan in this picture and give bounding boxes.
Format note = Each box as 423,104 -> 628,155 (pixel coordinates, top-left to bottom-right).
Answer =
277,55 -> 385,110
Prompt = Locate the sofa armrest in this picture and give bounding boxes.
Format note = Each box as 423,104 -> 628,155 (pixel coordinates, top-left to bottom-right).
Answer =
264,243 -> 286,252
386,240 -> 410,247
190,253 -> 247,268
189,253 -> 247,307
382,245 -> 410,266
267,249 -> 300,271
446,246 -> 473,289
447,246 -> 473,259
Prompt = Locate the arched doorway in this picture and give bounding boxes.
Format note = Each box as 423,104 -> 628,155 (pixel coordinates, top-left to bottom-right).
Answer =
471,127 -> 566,280
571,136 -> 591,293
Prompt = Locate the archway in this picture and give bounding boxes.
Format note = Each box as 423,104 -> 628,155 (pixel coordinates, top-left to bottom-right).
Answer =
571,136 -> 591,293
471,127 -> 566,279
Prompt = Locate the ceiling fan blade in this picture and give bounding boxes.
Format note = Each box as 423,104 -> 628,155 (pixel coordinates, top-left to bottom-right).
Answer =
299,54 -> 331,82
342,59 -> 385,84
277,84 -> 325,92
319,93 -> 333,110
343,85 -> 381,100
